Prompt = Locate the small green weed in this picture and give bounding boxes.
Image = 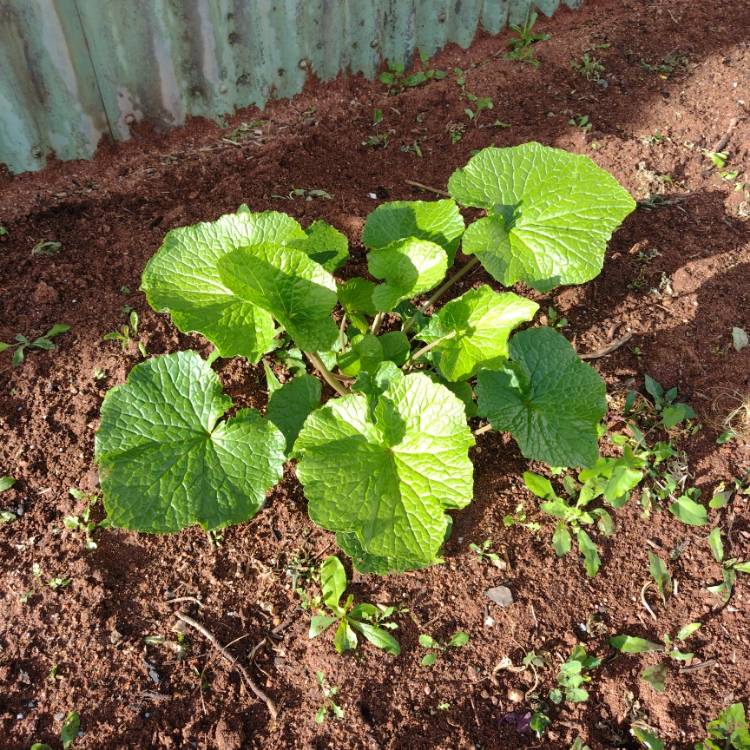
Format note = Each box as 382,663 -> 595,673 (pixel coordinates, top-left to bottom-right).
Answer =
314,671 -> 344,724
379,51 -> 447,94
469,539 -> 504,568
103,310 -> 147,356
505,12 -> 550,67
571,52 -> 605,81
550,644 -> 601,704
309,555 -> 400,655
707,527 -> 750,604
419,630 -> 469,666
695,702 -> 750,750
1,323 -> 70,366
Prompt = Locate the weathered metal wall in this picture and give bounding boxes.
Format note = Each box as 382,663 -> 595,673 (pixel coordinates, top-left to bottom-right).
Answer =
0,0 -> 582,174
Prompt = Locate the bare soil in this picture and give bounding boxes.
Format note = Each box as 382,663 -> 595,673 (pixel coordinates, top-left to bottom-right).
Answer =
1,0 -> 749,748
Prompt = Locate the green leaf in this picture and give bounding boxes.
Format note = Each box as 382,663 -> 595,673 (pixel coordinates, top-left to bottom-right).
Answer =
609,635 -> 663,654
450,143 -> 635,290
417,285 -> 538,381
565,687 -> 590,703
421,652 -> 437,667
30,745 -> 54,750
661,402 -> 696,428
362,199 -> 465,264
708,527 -> 725,563
477,328 -> 606,467
349,620 -> 401,655
333,619 -> 358,653
552,522 -> 572,556
295,373 -> 474,567
603,465 -> 643,506
290,219 -> 348,271
141,209 -> 304,361
419,634 -> 437,648
631,727 -> 665,750
266,373 -> 321,453
669,495 -> 708,526
648,551 -> 672,599
0,476 -> 15,493
640,663 -> 668,692
60,711 -> 80,749
367,238 -> 448,311
523,471 -> 556,499
448,631 -> 470,647
379,331 -> 410,366
577,529 -> 601,577
263,361 -> 282,395
675,622 -> 701,641
338,333 -> 384,377
218,243 -> 339,352
337,277 -> 378,333
95,352 -> 286,532
734,561 -> 750,574
309,614 -> 338,638
319,555 -> 347,609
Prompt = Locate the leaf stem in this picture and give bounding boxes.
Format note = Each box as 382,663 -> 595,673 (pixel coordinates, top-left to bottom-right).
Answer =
404,179 -> 450,198
338,314 -> 348,350
370,312 -> 385,335
421,257 -> 481,311
305,351 -> 350,397
473,423 -> 493,436
404,331 -> 456,368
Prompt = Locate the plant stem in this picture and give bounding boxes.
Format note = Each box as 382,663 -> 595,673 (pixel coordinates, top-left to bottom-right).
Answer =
405,331 -> 456,368
473,423 -> 493,436
305,351 -> 350,396
421,257 -> 480,311
338,314 -> 347,350
370,312 -> 385,335
404,179 -> 450,197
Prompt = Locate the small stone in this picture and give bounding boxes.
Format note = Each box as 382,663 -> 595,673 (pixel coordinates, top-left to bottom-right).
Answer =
507,687 -> 524,703
486,586 -> 513,607
32,281 -> 59,306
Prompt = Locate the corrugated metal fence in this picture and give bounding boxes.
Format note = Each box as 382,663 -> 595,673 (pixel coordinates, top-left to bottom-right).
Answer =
0,0 -> 581,174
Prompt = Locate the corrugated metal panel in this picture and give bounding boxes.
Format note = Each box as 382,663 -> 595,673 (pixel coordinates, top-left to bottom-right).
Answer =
0,0 -> 582,174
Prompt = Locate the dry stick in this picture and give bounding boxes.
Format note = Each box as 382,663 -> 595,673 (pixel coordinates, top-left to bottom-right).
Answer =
579,332 -> 633,360
404,179 -> 450,197
474,423 -> 493,436
175,611 -> 278,722
305,351 -> 350,396
679,658 -> 717,674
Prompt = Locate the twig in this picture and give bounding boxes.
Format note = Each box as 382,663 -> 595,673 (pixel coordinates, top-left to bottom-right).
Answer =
404,179 -> 450,197
474,423 -> 493,436
165,596 -> 203,608
579,332 -> 633,360
175,612 -> 278,721
679,658 -> 717,674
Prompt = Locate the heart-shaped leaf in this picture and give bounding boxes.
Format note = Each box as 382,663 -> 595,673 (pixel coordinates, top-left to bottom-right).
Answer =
449,143 -> 636,291
476,328 -> 606,467
417,285 -> 538,381
95,351 -> 286,532
295,373 -> 474,567
367,238 -> 448,312
362,199 -> 465,264
142,208 -> 306,361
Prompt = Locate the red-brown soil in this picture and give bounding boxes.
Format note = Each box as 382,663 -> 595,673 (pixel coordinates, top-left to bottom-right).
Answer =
1,1 -> 749,748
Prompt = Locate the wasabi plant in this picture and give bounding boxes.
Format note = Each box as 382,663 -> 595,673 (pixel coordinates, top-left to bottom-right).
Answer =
94,142 -> 635,574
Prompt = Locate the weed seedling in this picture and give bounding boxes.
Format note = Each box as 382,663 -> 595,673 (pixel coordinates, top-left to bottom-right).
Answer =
31,240 -> 62,256
63,488 -> 108,550
1,323 -> 70,366
523,449 -> 645,576
610,622 -> 702,692
695,702 -> 750,750
632,374 -> 697,430
103,310 -> 146,356
379,52 -> 447,94
707,527 -> 750,604
505,12 -> 550,67
314,671 -> 344,724
309,555 -> 400,655
569,114 -> 592,133
31,710 -> 80,750
469,539 -> 504,568
571,52 -> 605,81
550,644 -> 601,704
639,51 -> 688,79
419,630 -> 469,666
544,306 -> 568,329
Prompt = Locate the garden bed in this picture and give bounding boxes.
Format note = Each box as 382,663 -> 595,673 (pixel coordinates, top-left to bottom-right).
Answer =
1,0 -> 749,748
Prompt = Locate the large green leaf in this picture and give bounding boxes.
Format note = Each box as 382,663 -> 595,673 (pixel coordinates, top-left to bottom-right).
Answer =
476,328 -> 606,467
218,243 -> 339,352
362,199 -> 465,264
336,530 -> 437,574
141,208 -> 306,361
95,351 -> 286,532
449,143 -> 636,290
367,238 -> 448,312
417,285 -> 538,381
290,219 -> 349,272
295,373 -> 474,566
